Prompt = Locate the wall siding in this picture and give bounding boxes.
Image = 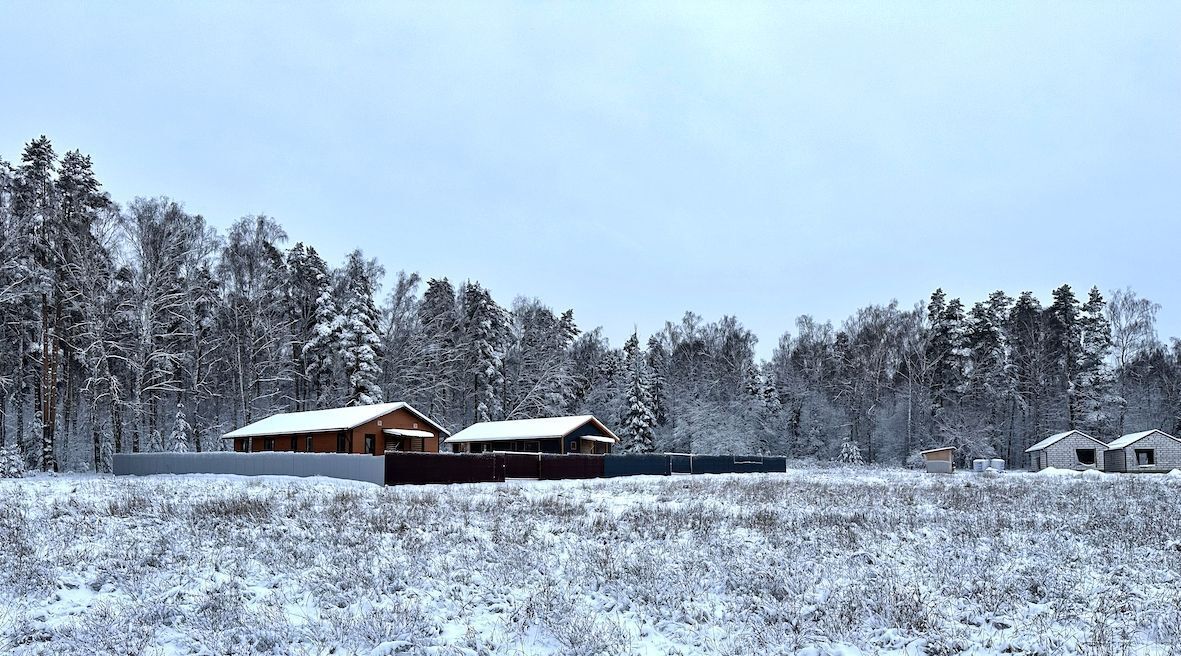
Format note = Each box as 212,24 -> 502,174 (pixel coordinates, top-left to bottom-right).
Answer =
230,407 -> 443,455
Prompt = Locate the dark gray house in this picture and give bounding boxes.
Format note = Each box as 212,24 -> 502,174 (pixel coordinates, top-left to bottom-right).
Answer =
1103,429 -> 1181,473
1025,430 -> 1108,471
444,415 -> 618,454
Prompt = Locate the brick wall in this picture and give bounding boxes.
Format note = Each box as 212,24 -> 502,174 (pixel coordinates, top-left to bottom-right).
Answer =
1114,432 -> 1181,473
1036,433 -> 1107,471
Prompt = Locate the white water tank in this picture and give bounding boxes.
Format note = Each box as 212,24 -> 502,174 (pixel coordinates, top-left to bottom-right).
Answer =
989,458 -> 1005,472
973,458 -> 987,473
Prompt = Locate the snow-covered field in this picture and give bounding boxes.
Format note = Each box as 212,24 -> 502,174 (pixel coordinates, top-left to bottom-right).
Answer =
2,467 -> 1180,655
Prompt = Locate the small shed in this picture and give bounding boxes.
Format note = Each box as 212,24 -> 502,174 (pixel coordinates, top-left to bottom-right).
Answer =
920,447 -> 955,474
222,402 -> 450,455
1024,430 -> 1107,472
445,415 -> 618,454
1103,429 -> 1181,473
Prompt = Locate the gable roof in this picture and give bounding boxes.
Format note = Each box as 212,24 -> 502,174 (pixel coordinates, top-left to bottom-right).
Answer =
1106,429 -> 1181,450
1025,430 -> 1107,453
444,415 -> 618,444
222,402 -> 450,439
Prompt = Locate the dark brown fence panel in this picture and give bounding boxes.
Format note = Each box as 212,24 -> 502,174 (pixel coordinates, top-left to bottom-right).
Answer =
670,454 -> 693,474
384,452 -> 505,485
502,453 -> 542,478
539,454 -> 604,480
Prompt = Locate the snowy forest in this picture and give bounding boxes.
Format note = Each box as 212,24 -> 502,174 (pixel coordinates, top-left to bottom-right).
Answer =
1,135 -> 1178,472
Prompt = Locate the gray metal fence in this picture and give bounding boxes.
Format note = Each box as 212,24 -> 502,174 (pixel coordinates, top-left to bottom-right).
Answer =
113,452 -> 385,484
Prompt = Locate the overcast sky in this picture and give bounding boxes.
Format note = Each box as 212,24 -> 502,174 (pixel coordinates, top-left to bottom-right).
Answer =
2,2 -> 1179,356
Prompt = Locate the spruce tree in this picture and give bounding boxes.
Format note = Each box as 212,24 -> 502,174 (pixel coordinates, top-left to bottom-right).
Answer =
461,282 -> 507,422
644,336 -> 669,426
620,331 -> 657,452
169,402 -> 191,452
622,369 -> 657,452
415,278 -> 460,420
837,435 -> 864,465
302,252 -> 341,406
339,250 -> 384,406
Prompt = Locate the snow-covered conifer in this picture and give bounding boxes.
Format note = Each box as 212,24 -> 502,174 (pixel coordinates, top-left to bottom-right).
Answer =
339,250 -> 384,406
169,403 -> 191,453
837,436 -> 864,465
0,445 -> 24,478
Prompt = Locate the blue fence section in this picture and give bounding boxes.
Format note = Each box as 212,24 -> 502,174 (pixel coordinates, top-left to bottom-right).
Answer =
603,454 -> 671,477
689,455 -> 787,474
113,452 -> 385,484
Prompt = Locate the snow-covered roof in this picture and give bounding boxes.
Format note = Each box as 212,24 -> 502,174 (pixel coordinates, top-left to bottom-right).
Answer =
383,428 -> 434,439
920,447 -> 954,455
1025,430 -> 1107,453
445,415 -> 618,444
1106,429 -> 1181,450
222,402 -> 449,439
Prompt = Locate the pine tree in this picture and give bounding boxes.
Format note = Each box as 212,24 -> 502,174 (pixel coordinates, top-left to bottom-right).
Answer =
1077,287 -> 1113,432
14,136 -> 62,471
1047,284 -> 1082,426
169,402 -> 191,452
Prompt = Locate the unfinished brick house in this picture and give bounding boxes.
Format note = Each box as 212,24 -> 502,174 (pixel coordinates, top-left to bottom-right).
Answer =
1103,429 -> 1181,473
1025,430 -> 1108,472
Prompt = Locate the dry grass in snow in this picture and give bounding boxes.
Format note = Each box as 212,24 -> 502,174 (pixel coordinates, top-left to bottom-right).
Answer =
2,467 -> 1180,655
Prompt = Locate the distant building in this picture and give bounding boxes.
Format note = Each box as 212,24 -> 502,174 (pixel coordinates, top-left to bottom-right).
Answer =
445,415 -> 618,454
222,402 -> 449,455
1103,429 -> 1181,473
919,447 -> 955,474
1025,430 -> 1107,472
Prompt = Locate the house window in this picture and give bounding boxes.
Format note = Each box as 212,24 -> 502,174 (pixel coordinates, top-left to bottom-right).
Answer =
365,434 -> 376,455
1135,449 -> 1155,466
337,432 -> 348,453
1076,449 -> 1096,466
263,437 -> 275,451
305,435 -> 314,452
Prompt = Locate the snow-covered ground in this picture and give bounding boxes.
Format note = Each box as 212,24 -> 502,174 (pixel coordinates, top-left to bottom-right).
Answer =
2,467 -> 1180,655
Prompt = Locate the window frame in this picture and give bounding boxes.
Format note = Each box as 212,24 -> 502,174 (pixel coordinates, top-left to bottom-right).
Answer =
1075,448 -> 1096,466
1135,448 -> 1155,467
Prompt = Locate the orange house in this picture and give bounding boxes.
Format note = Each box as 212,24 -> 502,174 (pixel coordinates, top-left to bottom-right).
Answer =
221,402 -> 449,455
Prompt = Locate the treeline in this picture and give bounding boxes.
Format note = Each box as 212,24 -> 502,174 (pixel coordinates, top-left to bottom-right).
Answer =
1,136 -> 1178,471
